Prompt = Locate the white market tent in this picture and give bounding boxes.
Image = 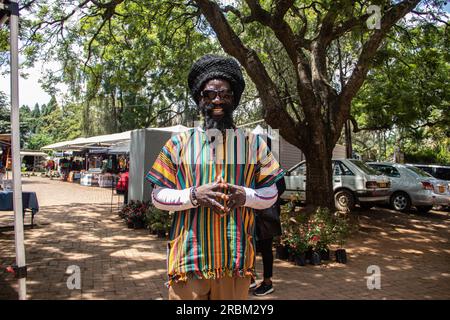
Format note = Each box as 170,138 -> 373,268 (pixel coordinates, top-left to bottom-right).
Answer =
41,131 -> 132,151
70,131 -> 131,148
41,137 -> 90,151
19,151 -> 48,157
41,125 -> 190,152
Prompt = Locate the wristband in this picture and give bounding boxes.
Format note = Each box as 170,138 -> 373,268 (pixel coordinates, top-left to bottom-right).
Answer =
190,187 -> 199,207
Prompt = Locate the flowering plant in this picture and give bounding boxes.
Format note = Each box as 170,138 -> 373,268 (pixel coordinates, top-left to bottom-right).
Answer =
119,200 -> 151,228
305,207 -> 335,251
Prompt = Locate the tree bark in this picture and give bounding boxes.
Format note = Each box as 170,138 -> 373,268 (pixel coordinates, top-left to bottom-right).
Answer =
303,126 -> 335,209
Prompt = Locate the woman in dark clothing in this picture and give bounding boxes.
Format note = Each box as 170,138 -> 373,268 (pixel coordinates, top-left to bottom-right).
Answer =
251,178 -> 286,296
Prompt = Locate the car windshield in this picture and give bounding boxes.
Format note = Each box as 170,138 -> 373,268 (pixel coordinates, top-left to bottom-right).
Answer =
406,166 -> 433,178
349,159 -> 381,175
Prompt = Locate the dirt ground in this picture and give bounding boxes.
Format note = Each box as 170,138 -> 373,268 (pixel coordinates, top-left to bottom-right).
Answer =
1,176 -> 449,300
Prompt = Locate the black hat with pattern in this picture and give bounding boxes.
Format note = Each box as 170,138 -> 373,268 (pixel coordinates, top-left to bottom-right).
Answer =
188,54 -> 245,108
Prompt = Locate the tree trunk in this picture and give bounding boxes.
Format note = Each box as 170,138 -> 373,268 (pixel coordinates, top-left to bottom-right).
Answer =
303,136 -> 335,210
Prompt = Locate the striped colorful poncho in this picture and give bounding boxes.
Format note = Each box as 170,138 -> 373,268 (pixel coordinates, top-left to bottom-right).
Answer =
146,127 -> 284,285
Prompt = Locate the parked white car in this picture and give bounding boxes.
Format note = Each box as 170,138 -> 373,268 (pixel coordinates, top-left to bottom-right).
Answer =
282,159 -> 391,211
366,162 -> 450,214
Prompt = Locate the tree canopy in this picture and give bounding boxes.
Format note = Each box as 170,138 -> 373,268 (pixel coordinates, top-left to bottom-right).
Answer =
0,0 -> 448,205
352,22 -> 449,163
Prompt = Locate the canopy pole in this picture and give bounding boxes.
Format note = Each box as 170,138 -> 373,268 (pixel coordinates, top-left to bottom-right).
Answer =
9,0 -> 27,300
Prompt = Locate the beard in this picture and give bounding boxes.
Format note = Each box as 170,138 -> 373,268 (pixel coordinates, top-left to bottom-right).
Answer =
200,101 -> 235,132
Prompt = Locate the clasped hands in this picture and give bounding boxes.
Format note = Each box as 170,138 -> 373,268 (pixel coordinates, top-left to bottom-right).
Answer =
195,176 -> 246,216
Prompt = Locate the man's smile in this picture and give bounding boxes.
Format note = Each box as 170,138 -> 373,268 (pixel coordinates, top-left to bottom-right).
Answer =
211,106 -> 224,117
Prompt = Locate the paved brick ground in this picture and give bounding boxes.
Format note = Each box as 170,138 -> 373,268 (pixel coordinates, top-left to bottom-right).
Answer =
1,176 -> 449,300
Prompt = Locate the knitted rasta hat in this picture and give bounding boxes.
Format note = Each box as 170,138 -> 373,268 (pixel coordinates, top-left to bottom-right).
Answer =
188,54 -> 245,108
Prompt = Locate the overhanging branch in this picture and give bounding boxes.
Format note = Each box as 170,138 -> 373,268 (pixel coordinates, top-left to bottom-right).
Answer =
337,0 -> 421,130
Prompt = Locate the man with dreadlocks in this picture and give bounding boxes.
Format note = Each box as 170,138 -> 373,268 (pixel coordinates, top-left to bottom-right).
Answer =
146,54 -> 284,300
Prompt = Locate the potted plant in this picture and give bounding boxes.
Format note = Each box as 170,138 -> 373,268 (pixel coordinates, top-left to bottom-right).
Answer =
119,201 -> 150,229
131,201 -> 149,229
151,222 -> 167,238
308,207 -> 336,263
276,204 -> 299,260
332,212 -> 351,264
145,205 -> 170,238
275,237 -> 290,260
127,219 -> 134,229
292,229 -> 309,266
319,245 -> 331,261
305,216 -> 322,265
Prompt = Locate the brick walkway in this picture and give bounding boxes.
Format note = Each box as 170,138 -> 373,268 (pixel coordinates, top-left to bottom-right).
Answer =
1,176 -> 449,300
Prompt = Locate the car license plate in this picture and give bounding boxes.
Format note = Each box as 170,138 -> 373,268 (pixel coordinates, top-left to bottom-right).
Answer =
439,186 -> 445,193
378,182 -> 387,188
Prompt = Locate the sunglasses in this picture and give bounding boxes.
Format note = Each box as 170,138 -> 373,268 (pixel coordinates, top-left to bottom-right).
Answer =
200,89 -> 234,100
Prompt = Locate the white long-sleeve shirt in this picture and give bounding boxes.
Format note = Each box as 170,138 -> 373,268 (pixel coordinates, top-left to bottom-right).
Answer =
152,184 -> 278,212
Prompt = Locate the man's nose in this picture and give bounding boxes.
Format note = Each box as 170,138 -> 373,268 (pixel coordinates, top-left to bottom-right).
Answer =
212,95 -> 222,103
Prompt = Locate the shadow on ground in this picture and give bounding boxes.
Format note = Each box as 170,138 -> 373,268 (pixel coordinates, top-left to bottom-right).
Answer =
1,203 -> 168,300
1,202 -> 449,300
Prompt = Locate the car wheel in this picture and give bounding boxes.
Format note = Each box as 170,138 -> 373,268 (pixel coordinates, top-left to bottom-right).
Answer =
334,190 -> 355,212
416,206 -> 433,214
390,192 -> 411,212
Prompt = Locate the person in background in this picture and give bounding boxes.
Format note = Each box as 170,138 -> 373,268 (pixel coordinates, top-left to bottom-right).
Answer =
116,171 -> 129,204
250,178 -> 286,296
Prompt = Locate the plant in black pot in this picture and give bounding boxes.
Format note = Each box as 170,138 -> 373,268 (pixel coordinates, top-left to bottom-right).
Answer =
312,207 -> 335,262
277,204 -> 303,261
127,219 -> 134,229
319,246 -> 331,261
332,212 -> 351,264
275,240 -> 290,260
119,201 -> 148,229
130,201 -> 149,229
293,231 -> 308,266
146,205 -> 171,238
275,227 -> 292,260
305,213 -> 323,266
151,222 -> 167,238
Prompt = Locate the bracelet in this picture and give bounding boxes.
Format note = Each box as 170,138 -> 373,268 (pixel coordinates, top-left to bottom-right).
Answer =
190,187 -> 199,207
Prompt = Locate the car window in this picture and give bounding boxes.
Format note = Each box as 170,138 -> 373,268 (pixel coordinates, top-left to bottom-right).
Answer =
349,159 -> 380,175
290,163 -> 306,176
415,166 -> 433,175
334,161 -> 354,176
435,168 -> 450,180
406,166 -> 433,178
370,165 -> 400,177
333,162 -> 341,176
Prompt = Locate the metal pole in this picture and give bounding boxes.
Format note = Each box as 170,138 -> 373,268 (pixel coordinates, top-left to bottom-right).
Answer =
9,0 -> 27,300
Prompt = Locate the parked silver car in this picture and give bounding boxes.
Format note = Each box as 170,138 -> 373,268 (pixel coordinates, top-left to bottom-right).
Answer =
366,162 -> 450,213
282,159 -> 391,211
407,163 -> 450,181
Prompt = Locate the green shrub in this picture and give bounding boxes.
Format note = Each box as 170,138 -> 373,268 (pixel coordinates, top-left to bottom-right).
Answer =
145,205 -> 171,235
